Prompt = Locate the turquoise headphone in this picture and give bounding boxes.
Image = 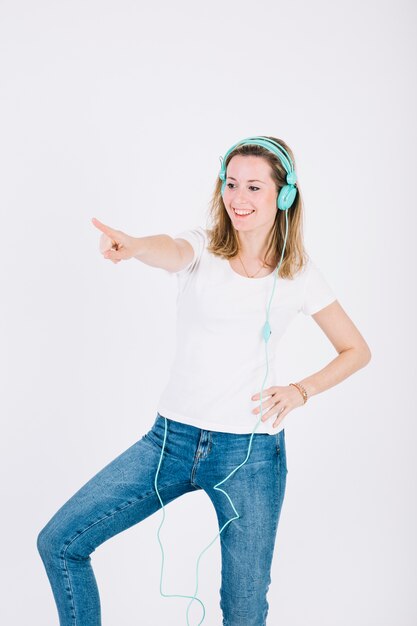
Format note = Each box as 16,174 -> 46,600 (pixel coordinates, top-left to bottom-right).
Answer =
153,136 -> 298,625
219,135 -> 298,211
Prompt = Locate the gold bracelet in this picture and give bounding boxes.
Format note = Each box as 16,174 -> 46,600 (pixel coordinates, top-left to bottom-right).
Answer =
289,382 -> 308,404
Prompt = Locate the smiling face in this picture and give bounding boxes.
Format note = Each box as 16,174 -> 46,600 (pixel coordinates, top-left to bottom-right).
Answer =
222,154 -> 278,233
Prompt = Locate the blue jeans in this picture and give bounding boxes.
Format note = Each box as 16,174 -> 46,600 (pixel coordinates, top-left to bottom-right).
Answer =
37,413 -> 288,626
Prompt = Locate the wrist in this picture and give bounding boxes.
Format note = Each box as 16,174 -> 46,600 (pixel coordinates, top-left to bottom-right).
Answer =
133,236 -> 146,260
289,382 -> 308,404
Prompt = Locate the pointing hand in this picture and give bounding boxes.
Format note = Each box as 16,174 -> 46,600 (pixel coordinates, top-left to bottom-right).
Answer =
91,217 -> 138,264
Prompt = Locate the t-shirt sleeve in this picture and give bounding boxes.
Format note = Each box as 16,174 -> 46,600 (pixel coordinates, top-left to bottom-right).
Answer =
301,257 -> 337,315
165,225 -> 206,276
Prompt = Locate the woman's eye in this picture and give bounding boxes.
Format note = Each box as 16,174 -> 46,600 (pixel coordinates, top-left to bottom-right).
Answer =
226,183 -> 260,192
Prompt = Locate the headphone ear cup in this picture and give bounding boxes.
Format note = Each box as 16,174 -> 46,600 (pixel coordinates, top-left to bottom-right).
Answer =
277,185 -> 297,211
221,179 -> 227,196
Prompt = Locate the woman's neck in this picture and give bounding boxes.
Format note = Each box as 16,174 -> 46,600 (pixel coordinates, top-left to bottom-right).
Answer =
236,230 -> 275,266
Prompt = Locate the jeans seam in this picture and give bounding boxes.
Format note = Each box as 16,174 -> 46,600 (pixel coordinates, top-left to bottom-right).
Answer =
276,432 -> 288,474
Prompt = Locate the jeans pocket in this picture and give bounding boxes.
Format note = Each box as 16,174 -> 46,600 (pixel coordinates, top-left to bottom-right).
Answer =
141,414 -> 167,451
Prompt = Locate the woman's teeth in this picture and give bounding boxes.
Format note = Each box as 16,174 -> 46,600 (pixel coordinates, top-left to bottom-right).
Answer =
233,208 -> 255,217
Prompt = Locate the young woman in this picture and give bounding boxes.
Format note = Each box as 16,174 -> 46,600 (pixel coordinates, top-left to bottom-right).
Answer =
37,136 -> 371,626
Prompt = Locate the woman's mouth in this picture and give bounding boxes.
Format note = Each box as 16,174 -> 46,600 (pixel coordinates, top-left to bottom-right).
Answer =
232,207 -> 255,218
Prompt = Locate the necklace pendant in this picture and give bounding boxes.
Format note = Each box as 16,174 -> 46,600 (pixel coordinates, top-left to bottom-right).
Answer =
238,252 -> 266,278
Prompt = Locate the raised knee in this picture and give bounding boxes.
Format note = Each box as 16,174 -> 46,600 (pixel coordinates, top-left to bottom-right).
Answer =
37,517 -> 94,565
36,518 -> 67,562
36,525 -> 50,558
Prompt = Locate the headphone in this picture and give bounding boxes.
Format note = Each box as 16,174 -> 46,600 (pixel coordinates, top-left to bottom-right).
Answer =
153,136 -> 298,625
219,135 -> 298,211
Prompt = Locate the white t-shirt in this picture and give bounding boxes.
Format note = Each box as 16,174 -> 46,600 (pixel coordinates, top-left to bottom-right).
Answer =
157,226 -> 337,435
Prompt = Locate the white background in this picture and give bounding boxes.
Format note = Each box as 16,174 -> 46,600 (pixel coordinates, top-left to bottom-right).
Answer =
1,0 -> 415,624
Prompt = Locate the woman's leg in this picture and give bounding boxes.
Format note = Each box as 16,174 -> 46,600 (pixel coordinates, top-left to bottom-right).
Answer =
195,428 -> 288,626
36,414 -> 200,626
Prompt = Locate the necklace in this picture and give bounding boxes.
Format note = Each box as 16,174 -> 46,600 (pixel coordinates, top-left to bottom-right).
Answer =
237,252 -> 268,278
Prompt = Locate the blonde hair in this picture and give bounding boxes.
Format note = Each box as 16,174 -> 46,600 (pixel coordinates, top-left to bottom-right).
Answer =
205,136 -> 308,279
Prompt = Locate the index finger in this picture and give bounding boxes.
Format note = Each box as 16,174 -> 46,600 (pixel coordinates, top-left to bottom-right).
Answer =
91,217 -> 118,238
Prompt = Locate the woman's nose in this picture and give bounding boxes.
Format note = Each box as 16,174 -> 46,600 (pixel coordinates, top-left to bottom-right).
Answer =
235,189 -> 249,203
